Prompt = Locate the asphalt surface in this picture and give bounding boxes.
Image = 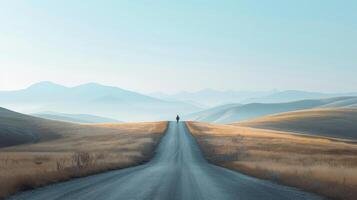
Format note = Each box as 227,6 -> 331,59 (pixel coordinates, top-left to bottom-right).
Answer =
9,122 -> 325,200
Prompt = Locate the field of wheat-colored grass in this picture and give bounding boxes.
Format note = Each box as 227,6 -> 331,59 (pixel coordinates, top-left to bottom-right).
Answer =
0,121 -> 167,199
234,108 -> 357,140
187,121 -> 357,200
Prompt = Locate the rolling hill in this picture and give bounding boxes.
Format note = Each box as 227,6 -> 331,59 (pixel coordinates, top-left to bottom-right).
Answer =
32,112 -> 121,124
234,108 -> 357,140
185,96 -> 357,124
0,82 -> 202,121
0,107 -> 164,148
0,107 -> 77,147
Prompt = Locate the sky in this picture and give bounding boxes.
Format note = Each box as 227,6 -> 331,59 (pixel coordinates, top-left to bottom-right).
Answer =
0,0 -> 356,94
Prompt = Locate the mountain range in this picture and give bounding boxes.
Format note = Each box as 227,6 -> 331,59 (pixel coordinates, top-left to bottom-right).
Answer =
1,82 -> 357,122
150,89 -> 275,107
0,82 -> 202,121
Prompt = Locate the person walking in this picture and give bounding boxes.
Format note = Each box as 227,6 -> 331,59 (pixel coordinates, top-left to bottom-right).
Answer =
176,115 -> 180,123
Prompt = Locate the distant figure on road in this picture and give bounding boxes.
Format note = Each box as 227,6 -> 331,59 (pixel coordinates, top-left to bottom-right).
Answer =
176,115 -> 180,123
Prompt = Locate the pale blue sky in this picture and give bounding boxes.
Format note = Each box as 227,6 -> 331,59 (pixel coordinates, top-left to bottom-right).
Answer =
0,0 -> 356,93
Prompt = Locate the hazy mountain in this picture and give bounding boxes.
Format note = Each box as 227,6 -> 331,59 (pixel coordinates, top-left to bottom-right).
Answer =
150,89 -> 275,107
0,82 -> 202,121
320,97 -> 357,108
242,90 -> 357,103
235,108 -> 357,140
184,104 -> 241,122
150,89 -> 357,106
185,96 -> 357,124
32,112 -> 121,124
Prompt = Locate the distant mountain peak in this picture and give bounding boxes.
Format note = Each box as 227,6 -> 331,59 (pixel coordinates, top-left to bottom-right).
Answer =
75,82 -> 104,88
27,81 -> 67,90
278,90 -> 323,94
73,82 -> 127,91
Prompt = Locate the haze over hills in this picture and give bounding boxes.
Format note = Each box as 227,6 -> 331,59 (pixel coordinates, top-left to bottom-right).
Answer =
241,90 -> 332,103
150,89 -> 275,107
185,96 -> 357,124
151,89 -> 357,106
2,81 -> 357,122
235,108 -> 357,140
32,112 -> 121,124
0,82 -> 202,122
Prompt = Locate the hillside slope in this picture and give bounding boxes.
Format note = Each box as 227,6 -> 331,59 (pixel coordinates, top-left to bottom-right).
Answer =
235,108 -> 357,140
186,96 -> 357,124
0,107 -> 77,147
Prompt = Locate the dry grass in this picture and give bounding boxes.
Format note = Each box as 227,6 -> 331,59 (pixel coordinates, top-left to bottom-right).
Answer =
234,108 -> 357,140
187,121 -> 357,200
0,121 -> 167,199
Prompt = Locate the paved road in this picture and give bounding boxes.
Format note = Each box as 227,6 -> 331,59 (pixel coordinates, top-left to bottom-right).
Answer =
9,122 -> 325,200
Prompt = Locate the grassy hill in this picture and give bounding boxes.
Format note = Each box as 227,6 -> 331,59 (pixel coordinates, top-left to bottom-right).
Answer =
0,107 -> 79,147
235,108 -> 357,140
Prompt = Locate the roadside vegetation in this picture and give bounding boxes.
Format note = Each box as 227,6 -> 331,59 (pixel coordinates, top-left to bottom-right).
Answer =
0,121 -> 167,199
187,121 -> 357,200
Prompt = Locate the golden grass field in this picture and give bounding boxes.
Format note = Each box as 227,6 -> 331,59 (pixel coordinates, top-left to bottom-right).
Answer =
0,121 -> 167,199
235,108 -> 357,140
187,121 -> 357,200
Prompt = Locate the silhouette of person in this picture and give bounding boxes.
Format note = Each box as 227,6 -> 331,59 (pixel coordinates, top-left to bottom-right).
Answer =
176,115 -> 180,123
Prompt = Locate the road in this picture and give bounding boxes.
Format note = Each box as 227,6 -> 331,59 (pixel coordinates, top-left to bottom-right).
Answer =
9,122 -> 325,200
